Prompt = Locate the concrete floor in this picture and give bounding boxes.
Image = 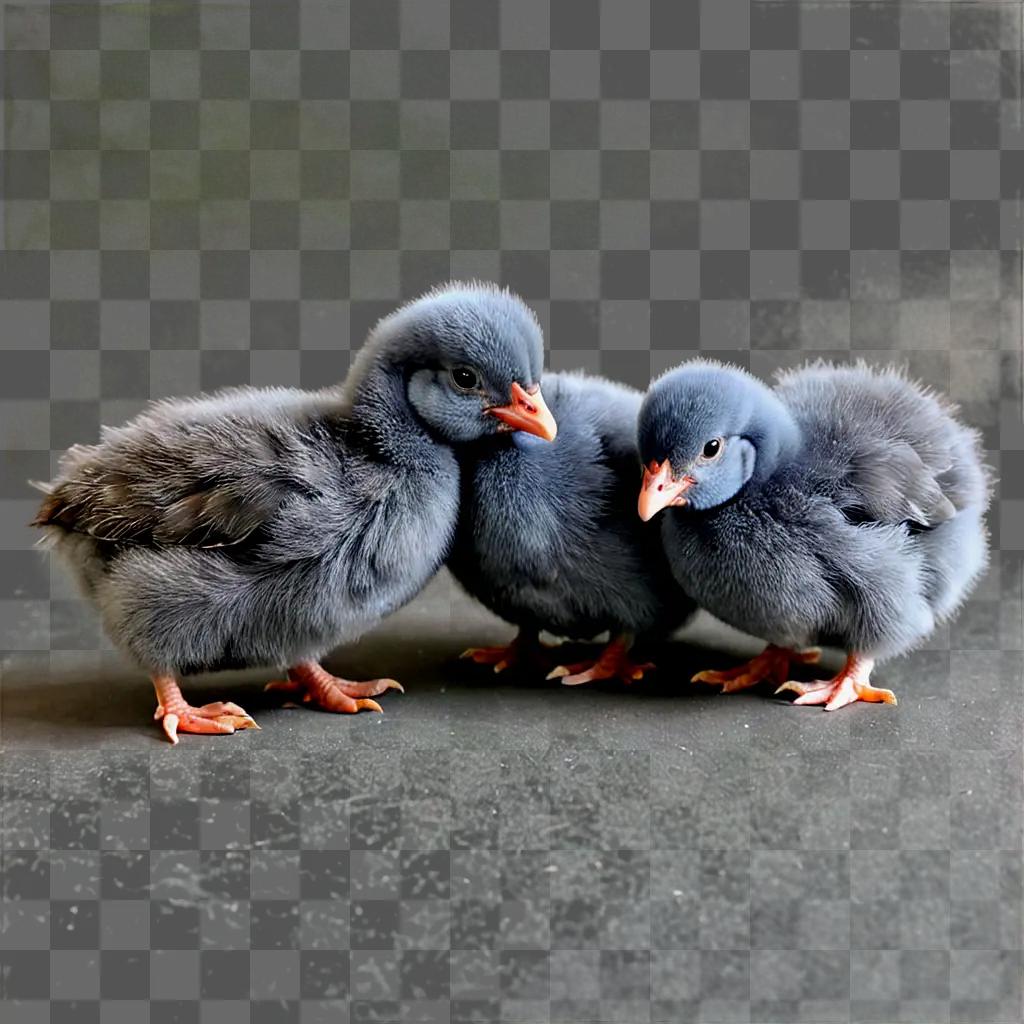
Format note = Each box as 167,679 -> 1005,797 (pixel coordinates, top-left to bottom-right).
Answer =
2,570 -> 1005,754
2,570 -> 1021,1021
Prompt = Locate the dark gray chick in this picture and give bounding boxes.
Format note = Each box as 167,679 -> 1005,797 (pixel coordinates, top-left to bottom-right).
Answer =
33,282 -> 557,743
637,359 -> 992,710
449,371 -> 696,686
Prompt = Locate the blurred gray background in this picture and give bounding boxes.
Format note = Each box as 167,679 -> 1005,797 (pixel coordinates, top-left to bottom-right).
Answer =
1,2 -> 1022,1022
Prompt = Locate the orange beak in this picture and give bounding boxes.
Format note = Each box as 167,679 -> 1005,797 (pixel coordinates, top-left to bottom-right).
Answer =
487,381 -> 558,441
638,459 -> 693,521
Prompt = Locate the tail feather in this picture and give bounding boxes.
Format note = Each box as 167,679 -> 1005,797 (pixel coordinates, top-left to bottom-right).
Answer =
30,482 -> 64,529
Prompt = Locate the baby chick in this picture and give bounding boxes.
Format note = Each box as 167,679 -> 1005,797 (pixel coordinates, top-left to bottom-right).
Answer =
451,371 -> 695,686
34,283 -> 556,742
637,360 -> 992,710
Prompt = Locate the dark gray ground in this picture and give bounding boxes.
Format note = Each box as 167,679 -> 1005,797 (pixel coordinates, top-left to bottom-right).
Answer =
2,565 -> 1022,1023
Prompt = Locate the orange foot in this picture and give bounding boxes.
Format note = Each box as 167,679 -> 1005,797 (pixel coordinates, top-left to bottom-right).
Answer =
265,660 -> 403,714
152,675 -> 259,745
775,653 -> 897,712
460,629 -> 555,675
691,644 -> 821,693
546,634 -> 654,687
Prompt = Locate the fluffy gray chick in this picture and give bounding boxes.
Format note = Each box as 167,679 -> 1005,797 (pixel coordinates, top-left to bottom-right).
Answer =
33,282 -> 557,742
449,371 -> 696,686
637,359 -> 992,710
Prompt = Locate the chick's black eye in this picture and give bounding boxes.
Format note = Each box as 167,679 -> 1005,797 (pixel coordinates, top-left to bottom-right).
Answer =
702,438 -> 722,460
450,366 -> 479,391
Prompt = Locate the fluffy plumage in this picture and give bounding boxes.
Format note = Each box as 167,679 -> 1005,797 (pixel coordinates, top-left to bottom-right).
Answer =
34,282 -> 548,739
638,359 -> 992,708
449,371 -> 696,683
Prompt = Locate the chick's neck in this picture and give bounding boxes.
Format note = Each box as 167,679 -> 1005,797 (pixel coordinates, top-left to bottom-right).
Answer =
742,394 -> 803,485
347,357 -> 443,469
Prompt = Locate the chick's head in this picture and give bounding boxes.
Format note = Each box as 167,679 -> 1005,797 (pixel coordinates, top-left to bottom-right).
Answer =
637,361 -> 789,518
386,283 -> 557,445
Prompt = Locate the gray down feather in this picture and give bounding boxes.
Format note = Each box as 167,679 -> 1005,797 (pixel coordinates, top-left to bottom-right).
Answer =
639,359 -> 993,661
33,282 -> 545,676
449,370 -> 696,643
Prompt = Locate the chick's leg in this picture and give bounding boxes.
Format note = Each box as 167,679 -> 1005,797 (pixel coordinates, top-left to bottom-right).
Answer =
152,675 -> 259,746
547,633 -> 655,687
776,653 -> 897,712
460,628 -> 555,674
691,644 -> 820,693
265,660 -> 403,714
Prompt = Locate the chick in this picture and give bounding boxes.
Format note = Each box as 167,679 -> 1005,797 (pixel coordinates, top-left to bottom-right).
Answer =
637,360 -> 992,711
450,371 -> 695,686
33,283 -> 556,742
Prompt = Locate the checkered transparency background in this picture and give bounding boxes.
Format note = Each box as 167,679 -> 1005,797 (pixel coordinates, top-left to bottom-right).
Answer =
1,1 -> 1022,1023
